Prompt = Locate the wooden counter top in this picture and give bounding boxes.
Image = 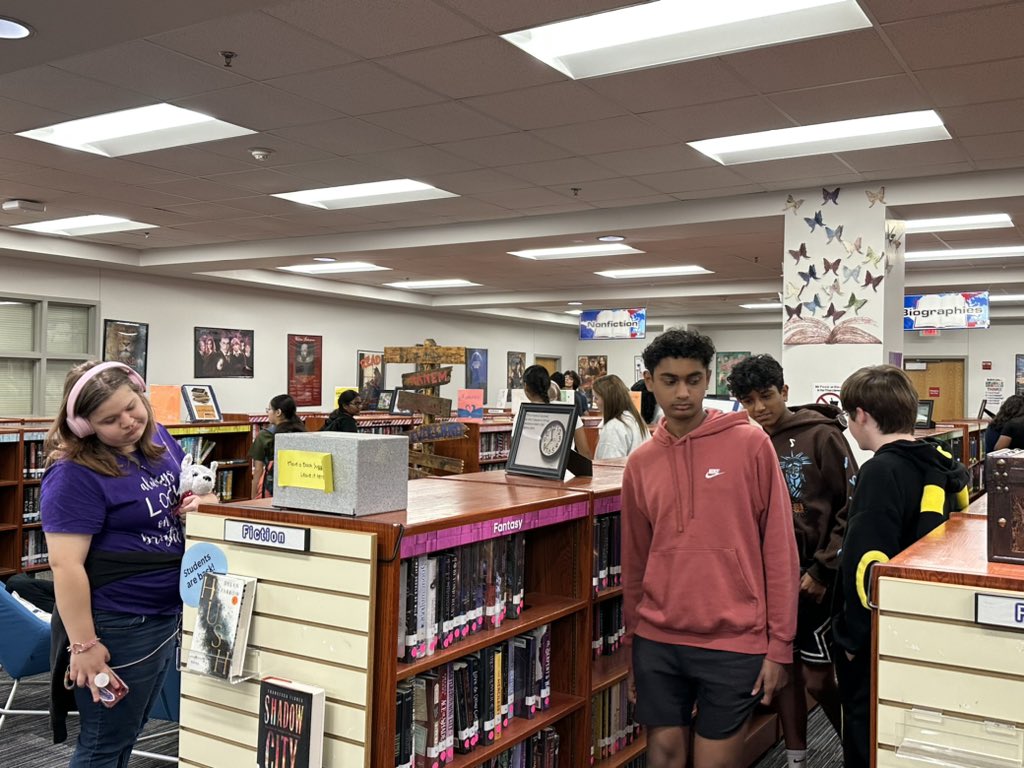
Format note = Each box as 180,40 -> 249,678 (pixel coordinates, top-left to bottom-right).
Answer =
444,462 -> 625,499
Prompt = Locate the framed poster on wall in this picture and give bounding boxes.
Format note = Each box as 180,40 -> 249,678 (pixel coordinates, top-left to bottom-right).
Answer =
194,327 -> 253,378
1016,354 -> 1024,396
102,319 -> 148,381
288,334 -> 322,406
466,347 -> 488,402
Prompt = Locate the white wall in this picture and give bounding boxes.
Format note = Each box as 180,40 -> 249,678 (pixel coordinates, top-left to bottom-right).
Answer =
0,255 -> 579,414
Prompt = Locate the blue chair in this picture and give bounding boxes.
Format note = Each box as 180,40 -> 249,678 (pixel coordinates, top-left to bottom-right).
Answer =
0,587 -> 51,733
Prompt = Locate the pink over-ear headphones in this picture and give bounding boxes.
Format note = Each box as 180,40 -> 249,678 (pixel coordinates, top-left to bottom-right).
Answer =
65,362 -> 148,439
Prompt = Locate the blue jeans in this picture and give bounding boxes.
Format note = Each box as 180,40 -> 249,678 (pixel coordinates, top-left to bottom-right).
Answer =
70,611 -> 179,768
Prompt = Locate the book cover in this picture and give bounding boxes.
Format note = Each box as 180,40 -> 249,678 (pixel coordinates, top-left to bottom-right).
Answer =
257,676 -> 325,768
187,572 -> 257,680
457,389 -> 485,420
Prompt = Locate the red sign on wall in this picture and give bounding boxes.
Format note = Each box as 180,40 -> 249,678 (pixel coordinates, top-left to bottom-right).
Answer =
929,387 -> 940,397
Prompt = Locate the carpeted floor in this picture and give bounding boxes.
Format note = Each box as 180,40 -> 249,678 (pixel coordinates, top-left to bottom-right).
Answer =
1,671 -> 842,767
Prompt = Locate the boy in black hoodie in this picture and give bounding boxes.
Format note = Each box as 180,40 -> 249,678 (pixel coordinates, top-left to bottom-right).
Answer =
835,365 -> 969,768
729,355 -> 856,768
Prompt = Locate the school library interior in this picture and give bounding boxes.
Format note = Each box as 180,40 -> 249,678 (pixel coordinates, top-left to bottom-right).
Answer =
3,2 -> 1024,767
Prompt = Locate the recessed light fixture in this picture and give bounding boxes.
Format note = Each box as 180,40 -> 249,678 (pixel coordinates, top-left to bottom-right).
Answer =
0,17 -> 32,39
989,294 -> 1024,302
740,302 -> 784,310
312,257 -> 337,262
509,243 -> 643,260
567,301 -> 583,306
17,104 -> 255,157
595,265 -> 712,279
273,179 -> 457,210
905,246 -> 1024,263
502,0 -> 869,79
689,110 -> 950,165
383,279 -> 481,290
597,235 -> 625,242
10,215 -> 155,237
902,214 -> 1014,234
278,261 -> 390,275
565,310 -> 583,316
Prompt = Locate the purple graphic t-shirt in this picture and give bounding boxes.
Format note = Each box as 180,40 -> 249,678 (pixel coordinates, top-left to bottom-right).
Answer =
41,424 -> 186,615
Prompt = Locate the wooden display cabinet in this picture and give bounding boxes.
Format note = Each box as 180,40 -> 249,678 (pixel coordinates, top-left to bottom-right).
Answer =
433,421 -> 514,474
163,421 -> 254,503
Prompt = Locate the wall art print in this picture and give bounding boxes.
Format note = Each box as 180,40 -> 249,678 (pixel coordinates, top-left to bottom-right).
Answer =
102,319 -> 148,381
576,354 -> 608,404
194,327 -> 253,378
715,352 -> 750,396
357,350 -> 384,409
287,334 -> 322,407
507,351 -> 526,393
1016,354 -> 1024,396
466,347 -> 488,402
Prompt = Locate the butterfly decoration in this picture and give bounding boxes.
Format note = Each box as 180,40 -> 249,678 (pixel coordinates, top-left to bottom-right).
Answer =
826,278 -> 844,298
798,264 -> 819,288
804,210 -> 824,232
886,225 -> 902,252
785,303 -> 803,321
846,293 -> 868,315
822,187 -> 841,205
863,271 -> 883,292
783,194 -> 804,215
841,236 -> 862,257
788,242 -> 809,263
825,302 -> 847,325
842,264 -> 861,284
782,281 -> 801,300
803,293 -> 823,316
865,186 -> 886,208
823,257 -> 841,276
862,246 -> 883,268
825,224 -> 844,244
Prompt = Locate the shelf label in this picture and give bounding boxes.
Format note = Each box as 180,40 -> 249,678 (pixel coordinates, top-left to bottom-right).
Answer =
975,593 -> 1024,632
223,519 -> 310,553
276,450 -> 333,491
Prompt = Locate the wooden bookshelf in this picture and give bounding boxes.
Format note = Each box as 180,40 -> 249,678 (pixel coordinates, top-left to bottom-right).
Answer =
163,421 -> 254,503
433,421 -> 514,473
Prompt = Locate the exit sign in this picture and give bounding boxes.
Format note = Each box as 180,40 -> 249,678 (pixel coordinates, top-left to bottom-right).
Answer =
920,329 -> 941,337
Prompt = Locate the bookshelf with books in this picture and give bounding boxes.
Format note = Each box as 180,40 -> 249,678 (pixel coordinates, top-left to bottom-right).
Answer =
933,419 -> 988,499
0,429 -> 21,577
163,421 -> 253,503
433,421 -> 515,474
224,411 -> 429,441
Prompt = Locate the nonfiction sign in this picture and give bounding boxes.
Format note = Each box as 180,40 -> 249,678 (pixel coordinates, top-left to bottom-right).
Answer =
579,307 -> 646,340
904,291 -> 990,330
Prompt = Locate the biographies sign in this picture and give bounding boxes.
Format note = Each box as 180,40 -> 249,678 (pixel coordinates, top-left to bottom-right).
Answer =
904,291 -> 990,330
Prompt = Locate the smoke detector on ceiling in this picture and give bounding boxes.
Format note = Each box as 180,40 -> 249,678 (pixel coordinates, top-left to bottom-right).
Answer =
249,147 -> 274,161
2,199 -> 46,214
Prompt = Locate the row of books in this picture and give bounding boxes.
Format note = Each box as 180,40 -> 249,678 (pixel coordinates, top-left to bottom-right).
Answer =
22,528 -> 48,567
481,462 -> 508,472
590,680 -> 640,763
478,728 -> 560,768
176,435 -> 217,464
398,534 -> 526,663
23,485 -> 40,523
215,470 -> 236,501
592,513 -> 622,595
23,440 -> 45,479
480,431 -> 512,461
971,462 -> 986,493
395,624 -> 552,768
592,597 -> 624,659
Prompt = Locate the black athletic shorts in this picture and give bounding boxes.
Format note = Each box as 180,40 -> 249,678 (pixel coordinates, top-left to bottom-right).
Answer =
631,635 -> 765,740
796,585 -> 834,665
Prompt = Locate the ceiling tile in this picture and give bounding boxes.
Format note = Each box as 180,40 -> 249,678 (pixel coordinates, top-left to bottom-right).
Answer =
78,159 -> 189,187
4,168 -> 100,193
858,0 -> 1007,24
768,75 -> 932,124
724,29 -> 903,94
882,4 -> 1024,71
917,58 -> 1024,108
941,99 -> 1024,138
268,0 -> 483,57
590,194 -> 678,209
587,58 -> 756,113
463,82 -> 627,131
362,102 -> 513,144
54,41 -> 246,100
838,139 -> 969,172
435,132 -> 572,166
439,0 -> 642,34
67,182 -> 194,208
0,158 -> 44,178
418,168 -> 533,195
960,131 -> 1024,162
859,161 -> 974,180
634,166 -> 752,195
201,168 -> 317,194
0,96 -> 72,133
733,155 -> 854,184
378,36 -> 563,99
267,62 -> 446,116
199,133 -> 337,167
640,97 -> 793,143
174,83 -> 341,131
544,177 -> 661,202
475,187 -> 577,210
351,145 -> 481,176
151,177 -> 256,202
131,147 -> 256,176
0,65 -> 149,117
533,115 -> 678,155
501,157 -> 619,186
214,195 -> 307,215
149,11 -> 356,79
275,158 -> 387,186
590,145 -> 715,176
272,117 -> 420,155
163,202 -> 257,221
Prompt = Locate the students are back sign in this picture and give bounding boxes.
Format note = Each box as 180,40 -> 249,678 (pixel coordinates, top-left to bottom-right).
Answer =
579,308 -> 646,340
904,291 -> 989,330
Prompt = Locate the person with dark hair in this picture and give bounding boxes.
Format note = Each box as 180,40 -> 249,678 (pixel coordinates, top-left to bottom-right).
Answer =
41,361 -> 218,761
990,394 -> 1024,451
522,364 -> 591,458
592,374 -> 650,459
249,394 -> 306,497
322,390 -> 362,433
562,369 -> 591,416
622,329 -> 798,768
550,371 -> 566,389
834,365 -> 970,768
728,354 -> 857,765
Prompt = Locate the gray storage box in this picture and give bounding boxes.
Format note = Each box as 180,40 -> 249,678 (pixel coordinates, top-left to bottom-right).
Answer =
272,432 -> 408,516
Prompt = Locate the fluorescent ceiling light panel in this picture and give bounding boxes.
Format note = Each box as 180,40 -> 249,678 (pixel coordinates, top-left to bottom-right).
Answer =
740,302 -> 784,310
596,265 -> 712,279
278,261 -> 391,275
17,104 -> 254,157
273,179 -> 457,210
10,215 -> 153,237
905,246 -> 1024,263
903,214 -> 1014,233
509,243 -> 643,260
383,279 -> 481,289
565,310 -> 583,316
989,294 -> 1024,302
502,0 -> 870,79
689,110 -> 950,165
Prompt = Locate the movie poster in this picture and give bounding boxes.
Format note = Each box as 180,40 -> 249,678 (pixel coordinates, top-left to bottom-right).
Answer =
507,351 -> 526,393
194,327 -> 254,379
103,319 -> 148,381
357,350 -> 385,409
466,347 -> 488,402
576,354 -> 608,404
288,334 -> 322,407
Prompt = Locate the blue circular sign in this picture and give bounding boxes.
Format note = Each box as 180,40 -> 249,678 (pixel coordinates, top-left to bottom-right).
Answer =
179,542 -> 227,607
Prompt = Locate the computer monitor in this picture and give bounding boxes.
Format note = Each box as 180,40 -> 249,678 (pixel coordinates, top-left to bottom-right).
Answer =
915,400 -> 935,429
703,397 -> 742,414
978,399 -> 996,420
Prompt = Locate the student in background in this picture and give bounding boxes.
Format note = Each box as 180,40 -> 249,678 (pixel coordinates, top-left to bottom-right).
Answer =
41,361 -> 218,763
550,371 -> 566,389
622,329 -> 798,768
834,365 -> 969,768
322,390 -> 362,433
592,374 -> 650,459
990,395 -> 1024,451
563,369 -> 591,416
522,364 -> 592,458
631,378 -> 663,426
249,394 -> 306,497
728,354 -> 856,767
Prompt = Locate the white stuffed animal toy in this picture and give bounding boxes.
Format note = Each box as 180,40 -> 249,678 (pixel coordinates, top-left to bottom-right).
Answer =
178,454 -> 218,504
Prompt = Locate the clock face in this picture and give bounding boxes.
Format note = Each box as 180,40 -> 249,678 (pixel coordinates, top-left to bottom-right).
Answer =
539,420 -> 566,459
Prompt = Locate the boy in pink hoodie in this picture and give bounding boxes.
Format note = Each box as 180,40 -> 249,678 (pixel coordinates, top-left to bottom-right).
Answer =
622,329 -> 799,768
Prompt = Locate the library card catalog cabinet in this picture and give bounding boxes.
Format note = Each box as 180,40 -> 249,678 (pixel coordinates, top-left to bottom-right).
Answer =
873,514 -> 1024,768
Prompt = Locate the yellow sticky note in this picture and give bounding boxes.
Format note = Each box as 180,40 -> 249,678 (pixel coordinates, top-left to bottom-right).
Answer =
276,450 -> 334,492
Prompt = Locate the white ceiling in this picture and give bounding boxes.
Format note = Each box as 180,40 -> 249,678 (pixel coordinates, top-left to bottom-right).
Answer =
3,0 -> 1024,327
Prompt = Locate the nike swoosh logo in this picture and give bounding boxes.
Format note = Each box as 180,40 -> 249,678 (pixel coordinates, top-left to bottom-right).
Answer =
705,469 -> 724,479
